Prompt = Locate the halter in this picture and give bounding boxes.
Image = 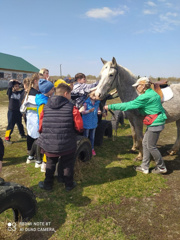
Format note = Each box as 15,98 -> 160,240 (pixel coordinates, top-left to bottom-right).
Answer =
108,66 -> 119,90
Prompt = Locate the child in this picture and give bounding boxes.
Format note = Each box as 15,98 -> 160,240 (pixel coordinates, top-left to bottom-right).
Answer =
64,77 -> 75,90
20,77 -> 31,124
5,79 -> 26,143
39,68 -> 49,80
20,73 -> 40,158
54,79 -> 70,88
71,73 -> 99,109
81,92 -> 100,156
34,79 -> 54,169
37,83 -> 83,191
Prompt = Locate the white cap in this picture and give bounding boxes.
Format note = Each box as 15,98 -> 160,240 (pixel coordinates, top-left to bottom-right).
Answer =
132,77 -> 150,87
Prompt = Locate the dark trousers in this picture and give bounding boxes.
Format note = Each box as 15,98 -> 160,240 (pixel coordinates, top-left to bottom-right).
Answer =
29,139 -> 42,161
6,110 -> 25,138
27,135 -> 36,151
44,151 -> 76,188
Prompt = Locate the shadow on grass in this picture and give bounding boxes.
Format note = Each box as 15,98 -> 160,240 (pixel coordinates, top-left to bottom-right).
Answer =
19,145 -> 137,240
1,132 -> 136,239
2,156 -> 27,167
148,144 -> 180,175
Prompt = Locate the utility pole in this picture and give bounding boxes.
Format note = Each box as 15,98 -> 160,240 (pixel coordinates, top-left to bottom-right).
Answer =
60,64 -> 62,77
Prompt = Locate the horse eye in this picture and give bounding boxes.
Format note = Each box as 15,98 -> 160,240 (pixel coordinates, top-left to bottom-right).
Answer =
110,74 -> 113,77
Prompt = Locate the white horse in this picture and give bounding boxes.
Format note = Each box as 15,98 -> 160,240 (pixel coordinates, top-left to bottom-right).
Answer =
94,57 -> 180,160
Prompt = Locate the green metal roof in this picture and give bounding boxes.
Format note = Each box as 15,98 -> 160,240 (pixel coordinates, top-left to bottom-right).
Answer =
0,52 -> 39,73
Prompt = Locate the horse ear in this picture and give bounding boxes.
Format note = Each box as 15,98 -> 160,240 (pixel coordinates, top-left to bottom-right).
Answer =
101,58 -> 107,65
112,57 -> 117,66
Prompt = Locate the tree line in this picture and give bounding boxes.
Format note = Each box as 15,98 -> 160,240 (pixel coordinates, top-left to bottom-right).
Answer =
50,74 -> 180,84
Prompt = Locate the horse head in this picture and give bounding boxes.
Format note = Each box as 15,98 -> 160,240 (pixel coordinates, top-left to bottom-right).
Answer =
94,57 -> 118,100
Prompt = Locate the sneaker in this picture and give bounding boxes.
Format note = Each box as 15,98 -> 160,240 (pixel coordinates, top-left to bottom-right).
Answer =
92,149 -> 96,156
38,181 -> 52,191
26,156 -> 36,164
4,139 -> 12,144
65,181 -> 77,191
35,161 -> 42,168
41,162 -> 46,172
151,167 -> 167,174
134,166 -> 149,174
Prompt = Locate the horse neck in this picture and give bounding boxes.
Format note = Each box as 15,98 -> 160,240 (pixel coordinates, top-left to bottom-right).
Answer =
116,65 -> 138,102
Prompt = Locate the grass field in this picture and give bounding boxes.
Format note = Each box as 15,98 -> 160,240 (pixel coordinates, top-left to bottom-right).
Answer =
0,90 -> 171,240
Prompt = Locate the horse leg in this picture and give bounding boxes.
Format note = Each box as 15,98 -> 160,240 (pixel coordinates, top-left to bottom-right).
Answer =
129,121 -> 143,160
167,119 -> 180,155
129,122 -> 137,152
134,130 -> 143,161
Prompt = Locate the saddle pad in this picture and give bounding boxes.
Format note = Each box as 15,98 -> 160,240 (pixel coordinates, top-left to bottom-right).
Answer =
161,86 -> 173,102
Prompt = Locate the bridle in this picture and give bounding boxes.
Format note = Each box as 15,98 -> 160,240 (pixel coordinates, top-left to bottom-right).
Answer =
107,65 -> 119,91
103,65 -> 119,119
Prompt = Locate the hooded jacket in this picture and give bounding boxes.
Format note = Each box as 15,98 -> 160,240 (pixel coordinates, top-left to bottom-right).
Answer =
37,95 -> 78,154
108,88 -> 167,127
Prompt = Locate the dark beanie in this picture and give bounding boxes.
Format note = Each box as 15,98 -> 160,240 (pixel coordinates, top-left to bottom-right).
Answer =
38,79 -> 54,94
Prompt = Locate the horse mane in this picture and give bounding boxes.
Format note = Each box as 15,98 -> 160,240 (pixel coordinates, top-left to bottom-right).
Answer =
116,64 -> 138,102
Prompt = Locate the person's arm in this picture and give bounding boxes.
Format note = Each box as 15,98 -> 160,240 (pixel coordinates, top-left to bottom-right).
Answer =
81,102 -> 94,115
38,104 -> 45,121
83,81 -> 99,93
105,94 -> 147,111
39,109 -> 44,133
73,106 -> 83,133
7,81 -> 14,99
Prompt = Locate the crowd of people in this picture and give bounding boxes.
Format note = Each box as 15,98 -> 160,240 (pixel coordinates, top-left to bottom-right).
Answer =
0,71 -> 168,190
1,69 -> 101,191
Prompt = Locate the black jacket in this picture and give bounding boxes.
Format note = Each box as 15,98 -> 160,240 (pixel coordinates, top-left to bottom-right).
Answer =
37,96 -> 77,154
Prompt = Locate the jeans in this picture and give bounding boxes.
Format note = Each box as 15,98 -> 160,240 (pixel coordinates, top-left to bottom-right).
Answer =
83,128 -> 96,149
141,129 -> 166,170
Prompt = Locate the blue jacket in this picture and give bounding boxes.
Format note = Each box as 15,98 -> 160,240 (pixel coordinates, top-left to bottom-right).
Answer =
82,97 -> 100,129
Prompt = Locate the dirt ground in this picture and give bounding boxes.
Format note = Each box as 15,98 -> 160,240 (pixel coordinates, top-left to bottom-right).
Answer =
0,105 -> 8,131
0,106 -> 180,239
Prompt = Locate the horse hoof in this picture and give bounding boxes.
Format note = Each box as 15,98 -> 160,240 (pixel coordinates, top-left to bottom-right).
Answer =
129,149 -> 138,154
133,157 -> 142,162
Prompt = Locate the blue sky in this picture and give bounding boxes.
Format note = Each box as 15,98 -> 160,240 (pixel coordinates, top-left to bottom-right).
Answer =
1,0 -> 180,78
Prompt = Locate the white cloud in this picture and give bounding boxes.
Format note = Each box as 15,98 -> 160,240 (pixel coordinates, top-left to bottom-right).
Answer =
85,7 -> 126,19
146,1 -> 156,7
151,12 -> 180,32
166,12 -> 178,17
143,9 -> 156,15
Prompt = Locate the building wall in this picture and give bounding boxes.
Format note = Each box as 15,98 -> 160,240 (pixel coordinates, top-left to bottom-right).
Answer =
0,69 -> 35,89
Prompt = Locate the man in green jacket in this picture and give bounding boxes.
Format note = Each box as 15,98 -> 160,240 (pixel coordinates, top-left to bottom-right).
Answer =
104,77 -> 167,174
